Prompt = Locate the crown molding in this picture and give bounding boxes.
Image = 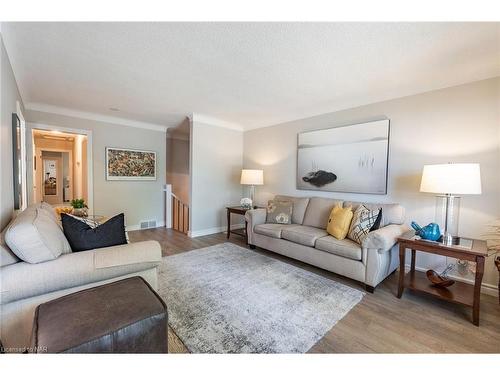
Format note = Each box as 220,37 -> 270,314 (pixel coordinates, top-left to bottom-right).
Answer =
25,102 -> 170,132
191,113 -> 244,131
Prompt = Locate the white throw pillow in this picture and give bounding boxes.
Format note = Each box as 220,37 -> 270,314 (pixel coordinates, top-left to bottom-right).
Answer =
39,201 -> 59,222
0,229 -> 20,267
5,207 -> 71,263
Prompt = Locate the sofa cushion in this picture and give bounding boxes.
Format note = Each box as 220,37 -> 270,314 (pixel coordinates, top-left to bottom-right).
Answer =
266,200 -> 293,224
275,195 -> 310,224
343,201 -> 404,227
5,207 -> 71,264
254,223 -> 300,239
0,229 -> 20,267
315,236 -> 362,261
281,225 -> 328,247
0,240 -> 162,305
302,197 -> 344,229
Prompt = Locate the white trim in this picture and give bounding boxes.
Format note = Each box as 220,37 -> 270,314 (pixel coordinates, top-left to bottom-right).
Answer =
405,264 -> 498,298
126,220 -> 166,232
188,223 -> 245,238
16,101 -> 28,211
29,123 -> 94,216
25,102 -> 170,133
163,184 -> 173,229
188,116 -> 194,235
191,113 -> 244,131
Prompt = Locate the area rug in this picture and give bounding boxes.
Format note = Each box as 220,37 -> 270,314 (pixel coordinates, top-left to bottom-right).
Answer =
157,242 -> 364,353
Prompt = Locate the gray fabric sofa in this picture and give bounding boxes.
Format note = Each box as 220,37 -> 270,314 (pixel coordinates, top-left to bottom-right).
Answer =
245,195 -> 409,292
0,203 -> 162,351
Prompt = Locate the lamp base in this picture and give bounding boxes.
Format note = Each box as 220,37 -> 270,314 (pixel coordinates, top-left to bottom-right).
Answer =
435,194 -> 461,245
437,233 -> 459,246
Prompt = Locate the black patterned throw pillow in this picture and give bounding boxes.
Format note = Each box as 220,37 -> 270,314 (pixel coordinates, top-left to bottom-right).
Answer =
347,205 -> 381,244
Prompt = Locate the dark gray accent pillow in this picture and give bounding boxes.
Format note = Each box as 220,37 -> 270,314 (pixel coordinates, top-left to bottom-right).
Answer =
266,200 -> 293,224
61,213 -> 127,252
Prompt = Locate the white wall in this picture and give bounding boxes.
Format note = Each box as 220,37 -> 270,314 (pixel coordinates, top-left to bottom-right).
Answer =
166,136 -> 190,203
26,110 -> 167,230
243,78 -> 500,290
190,119 -> 243,236
0,35 -> 24,230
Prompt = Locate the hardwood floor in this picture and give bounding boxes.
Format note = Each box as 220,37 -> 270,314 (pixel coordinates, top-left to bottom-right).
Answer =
129,228 -> 500,353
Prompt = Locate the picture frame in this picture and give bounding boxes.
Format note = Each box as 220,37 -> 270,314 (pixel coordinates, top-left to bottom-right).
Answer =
297,119 -> 390,195
105,147 -> 157,181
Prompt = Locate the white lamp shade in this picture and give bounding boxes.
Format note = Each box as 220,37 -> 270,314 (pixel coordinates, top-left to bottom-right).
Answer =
420,163 -> 481,195
240,169 -> 264,185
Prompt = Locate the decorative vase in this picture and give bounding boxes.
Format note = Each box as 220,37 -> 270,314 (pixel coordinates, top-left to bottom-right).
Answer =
72,207 -> 88,217
411,221 -> 441,241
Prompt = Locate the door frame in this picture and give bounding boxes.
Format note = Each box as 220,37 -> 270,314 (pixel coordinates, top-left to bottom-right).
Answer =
16,101 -> 28,211
37,148 -> 74,203
29,123 -> 94,215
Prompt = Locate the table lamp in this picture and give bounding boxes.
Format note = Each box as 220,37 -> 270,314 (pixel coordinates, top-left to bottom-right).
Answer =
420,163 -> 481,245
240,169 -> 264,206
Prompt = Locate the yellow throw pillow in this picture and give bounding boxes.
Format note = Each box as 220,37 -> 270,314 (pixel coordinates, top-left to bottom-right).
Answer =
326,205 -> 354,240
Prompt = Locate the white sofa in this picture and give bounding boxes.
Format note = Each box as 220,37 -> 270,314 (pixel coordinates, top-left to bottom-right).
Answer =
0,203 -> 162,351
246,195 -> 409,292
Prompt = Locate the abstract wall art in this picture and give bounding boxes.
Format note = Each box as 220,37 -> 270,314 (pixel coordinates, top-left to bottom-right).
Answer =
106,147 -> 157,181
297,119 -> 390,194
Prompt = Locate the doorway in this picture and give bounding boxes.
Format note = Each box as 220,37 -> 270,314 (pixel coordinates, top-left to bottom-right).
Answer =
41,153 -> 63,204
31,127 -> 91,211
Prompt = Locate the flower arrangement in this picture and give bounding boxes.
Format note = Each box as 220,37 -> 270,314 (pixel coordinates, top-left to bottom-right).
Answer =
70,198 -> 88,217
240,197 -> 253,209
70,198 -> 87,209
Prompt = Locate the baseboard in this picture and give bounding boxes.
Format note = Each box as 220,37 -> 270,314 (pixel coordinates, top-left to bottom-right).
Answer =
405,265 -> 498,298
188,224 -> 245,238
126,221 -> 165,232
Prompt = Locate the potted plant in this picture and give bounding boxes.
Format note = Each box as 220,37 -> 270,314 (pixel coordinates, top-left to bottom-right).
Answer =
71,198 -> 88,217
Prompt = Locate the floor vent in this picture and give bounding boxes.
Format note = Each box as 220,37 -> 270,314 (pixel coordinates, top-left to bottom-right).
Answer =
140,220 -> 157,229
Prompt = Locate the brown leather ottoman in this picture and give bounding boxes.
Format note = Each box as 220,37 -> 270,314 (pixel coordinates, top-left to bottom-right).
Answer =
30,277 -> 168,353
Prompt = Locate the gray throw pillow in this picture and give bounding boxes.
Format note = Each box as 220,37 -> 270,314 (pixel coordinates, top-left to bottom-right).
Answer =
266,200 -> 293,224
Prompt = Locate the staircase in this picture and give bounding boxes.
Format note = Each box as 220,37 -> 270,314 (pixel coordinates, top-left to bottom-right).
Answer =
171,193 -> 189,234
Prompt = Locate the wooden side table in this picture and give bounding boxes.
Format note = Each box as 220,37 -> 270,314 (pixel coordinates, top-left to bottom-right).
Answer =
226,206 -> 260,242
397,232 -> 487,326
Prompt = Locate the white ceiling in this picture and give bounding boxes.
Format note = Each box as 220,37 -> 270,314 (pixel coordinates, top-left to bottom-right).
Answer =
2,22 -> 499,131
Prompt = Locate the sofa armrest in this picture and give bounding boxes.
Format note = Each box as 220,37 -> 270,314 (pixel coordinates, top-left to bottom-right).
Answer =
0,240 -> 161,305
245,209 -> 267,228
362,224 -> 410,252
245,209 -> 267,245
